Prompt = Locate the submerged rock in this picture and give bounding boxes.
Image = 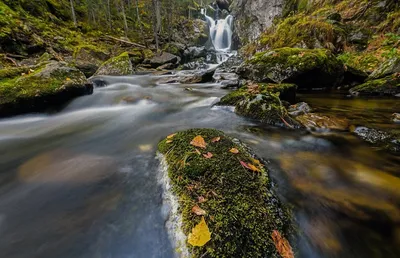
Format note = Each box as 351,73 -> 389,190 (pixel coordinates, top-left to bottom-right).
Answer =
296,113 -> 350,131
392,113 -> 400,123
350,74 -> 400,96
218,83 -> 300,128
238,48 -> 344,90
288,102 -> 312,117
148,52 -> 179,68
158,128 -> 293,258
94,52 -> 133,76
0,61 -> 93,117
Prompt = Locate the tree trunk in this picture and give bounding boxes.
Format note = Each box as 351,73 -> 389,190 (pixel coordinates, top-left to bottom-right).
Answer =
107,0 -> 112,30
121,0 -> 129,38
70,0 -> 77,27
152,0 -> 161,51
135,0 -> 145,45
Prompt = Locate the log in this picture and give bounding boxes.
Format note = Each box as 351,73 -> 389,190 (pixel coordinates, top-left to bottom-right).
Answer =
101,35 -> 147,49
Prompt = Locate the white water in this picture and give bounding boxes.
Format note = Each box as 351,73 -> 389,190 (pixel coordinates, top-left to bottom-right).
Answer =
204,12 -> 233,51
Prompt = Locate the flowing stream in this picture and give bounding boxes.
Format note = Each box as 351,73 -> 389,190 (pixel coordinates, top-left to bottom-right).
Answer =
0,74 -> 399,257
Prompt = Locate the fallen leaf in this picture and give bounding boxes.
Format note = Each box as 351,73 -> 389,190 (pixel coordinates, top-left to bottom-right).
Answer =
250,158 -> 263,167
188,217 -> 211,247
230,148 -> 239,154
190,135 -> 207,149
66,77 -> 71,81
194,149 -> 201,155
203,152 -> 213,159
167,133 -> 176,139
248,163 -> 260,172
139,144 -> 152,152
271,230 -> 294,258
198,196 -> 207,203
166,140 -> 173,144
211,137 -> 221,143
192,205 -> 206,215
239,160 -> 251,170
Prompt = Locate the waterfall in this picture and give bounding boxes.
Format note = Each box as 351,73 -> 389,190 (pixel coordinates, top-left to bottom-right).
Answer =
204,11 -> 233,51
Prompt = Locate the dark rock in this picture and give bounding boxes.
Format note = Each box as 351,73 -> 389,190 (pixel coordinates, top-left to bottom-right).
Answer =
148,52 -> 179,68
74,46 -> 110,77
94,52 -> 133,76
351,126 -> 400,153
179,68 -> 217,84
158,63 -> 177,70
288,102 -> 312,116
342,66 -> 368,87
348,29 -> 371,50
182,58 -> 209,70
219,54 -> 244,73
392,113 -> 400,124
238,48 -> 344,90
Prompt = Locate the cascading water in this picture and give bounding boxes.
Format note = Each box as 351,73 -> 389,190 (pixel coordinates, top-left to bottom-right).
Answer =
205,14 -> 233,51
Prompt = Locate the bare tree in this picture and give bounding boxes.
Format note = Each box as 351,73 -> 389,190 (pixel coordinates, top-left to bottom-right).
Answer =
135,0 -> 145,45
120,0 -> 129,38
152,0 -> 161,50
70,0 -> 77,27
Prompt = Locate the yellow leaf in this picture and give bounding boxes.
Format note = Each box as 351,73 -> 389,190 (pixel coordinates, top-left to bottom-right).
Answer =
166,140 -> 173,144
190,135 -> 207,149
230,148 -> 239,154
188,217 -> 211,247
66,77 -> 71,81
211,137 -> 221,143
250,158 -> 263,167
271,230 -> 294,258
248,163 -> 260,172
192,205 -> 206,215
167,133 -> 176,139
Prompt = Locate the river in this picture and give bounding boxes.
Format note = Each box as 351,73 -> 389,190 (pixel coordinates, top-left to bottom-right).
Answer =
0,74 -> 399,257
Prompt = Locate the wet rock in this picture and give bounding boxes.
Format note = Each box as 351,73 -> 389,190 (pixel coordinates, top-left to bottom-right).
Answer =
392,113 -> 400,123
94,52 -> 133,76
351,126 -> 400,153
288,102 -> 312,117
342,66 -> 368,87
147,52 -> 179,68
369,57 -> 400,80
219,54 -> 244,73
162,42 -> 185,57
183,46 -> 207,61
350,74 -> 400,97
218,83 -> 300,128
0,61 -> 93,117
296,113 -> 349,131
213,72 -> 239,88
74,46 -> 110,77
182,58 -> 209,70
178,68 -> 216,84
238,48 -> 344,90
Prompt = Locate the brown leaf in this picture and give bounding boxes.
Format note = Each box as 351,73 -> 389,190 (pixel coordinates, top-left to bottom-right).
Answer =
271,230 -> 294,258
192,205 -> 206,216
190,135 -> 207,149
203,152 -> 213,159
230,148 -> 239,154
198,196 -> 207,203
211,137 -> 221,143
167,133 -> 177,139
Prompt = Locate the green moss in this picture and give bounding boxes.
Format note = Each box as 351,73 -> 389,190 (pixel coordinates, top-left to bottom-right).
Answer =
350,74 -> 400,96
158,128 -> 292,258
94,52 -> 133,76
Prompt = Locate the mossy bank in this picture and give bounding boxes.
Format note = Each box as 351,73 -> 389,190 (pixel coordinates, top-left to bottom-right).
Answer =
158,128 -> 293,258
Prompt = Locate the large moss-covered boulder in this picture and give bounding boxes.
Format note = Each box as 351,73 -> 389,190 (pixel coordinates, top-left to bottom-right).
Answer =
73,45 -> 110,77
94,52 -> 133,76
218,83 -> 300,128
238,48 -> 344,89
158,128 -> 293,258
369,56 -> 400,80
350,74 -> 400,96
0,61 -> 93,117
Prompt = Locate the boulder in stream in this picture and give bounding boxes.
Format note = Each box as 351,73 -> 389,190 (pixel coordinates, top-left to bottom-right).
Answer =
238,48 -> 344,90
350,73 -> 400,97
147,52 -> 179,69
296,113 -> 350,131
0,61 -> 93,117
158,128 -> 293,258
94,52 -> 134,76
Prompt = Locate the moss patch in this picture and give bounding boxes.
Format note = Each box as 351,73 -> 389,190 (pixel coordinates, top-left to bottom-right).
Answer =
94,52 -> 133,76
158,128 -> 292,258
350,74 -> 400,96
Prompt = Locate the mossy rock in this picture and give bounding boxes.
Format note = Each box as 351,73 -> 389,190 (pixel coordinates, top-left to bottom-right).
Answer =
158,128 -> 293,258
239,48 -> 344,89
218,83 -> 301,128
0,61 -> 93,117
94,52 -> 133,76
350,74 -> 400,96
369,56 -> 400,80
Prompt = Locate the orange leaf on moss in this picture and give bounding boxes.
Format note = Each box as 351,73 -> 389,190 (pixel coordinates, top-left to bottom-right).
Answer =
211,137 -> 221,143
271,230 -> 294,258
230,148 -> 239,154
203,152 -> 213,159
190,135 -> 207,149
192,205 -> 207,216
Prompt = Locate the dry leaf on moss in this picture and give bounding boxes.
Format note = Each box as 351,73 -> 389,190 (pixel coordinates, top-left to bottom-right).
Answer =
166,140 -> 173,144
192,205 -> 206,216
248,163 -> 260,172
167,133 -> 177,139
198,196 -> 207,203
190,135 -> 207,149
203,152 -> 213,159
230,148 -> 239,154
211,137 -> 221,143
188,217 -> 211,247
271,230 -> 294,258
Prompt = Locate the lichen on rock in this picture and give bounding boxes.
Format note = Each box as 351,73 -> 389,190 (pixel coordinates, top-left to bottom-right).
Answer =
158,128 -> 293,258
